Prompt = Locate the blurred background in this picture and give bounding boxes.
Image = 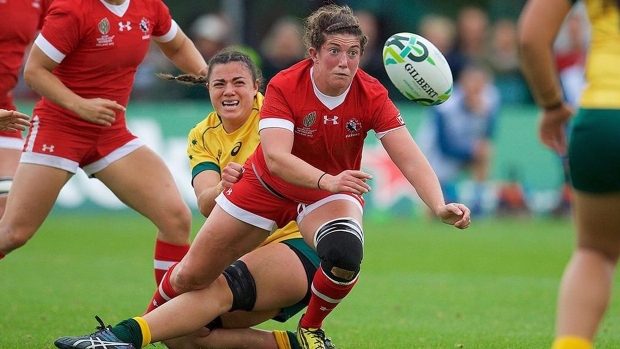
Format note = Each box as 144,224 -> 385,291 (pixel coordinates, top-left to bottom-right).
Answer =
13,0 -> 589,219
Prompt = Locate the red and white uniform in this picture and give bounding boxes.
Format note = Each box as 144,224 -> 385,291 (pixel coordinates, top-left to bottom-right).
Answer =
0,0 -> 51,147
22,0 -> 177,174
219,59 -> 405,229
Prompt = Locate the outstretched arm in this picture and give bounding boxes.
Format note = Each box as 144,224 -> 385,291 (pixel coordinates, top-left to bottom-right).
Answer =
381,127 -> 471,229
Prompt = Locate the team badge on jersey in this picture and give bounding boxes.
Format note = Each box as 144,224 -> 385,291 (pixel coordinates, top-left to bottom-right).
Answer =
98,18 -> 111,35
97,18 -> 115,46
296,111 -> 318,138
345,118 -> 361,138
140,17 -> 151,40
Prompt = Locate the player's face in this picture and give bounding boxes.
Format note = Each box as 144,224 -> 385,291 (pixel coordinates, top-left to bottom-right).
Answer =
208,62 -> 259,131
310,34 -> 362,96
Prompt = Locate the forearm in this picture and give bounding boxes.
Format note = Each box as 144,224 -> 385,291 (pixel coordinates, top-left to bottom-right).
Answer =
196,183 -> 223,217
266,152 -> 325,190
519,42 -> 563,108
24,66 -> 83,112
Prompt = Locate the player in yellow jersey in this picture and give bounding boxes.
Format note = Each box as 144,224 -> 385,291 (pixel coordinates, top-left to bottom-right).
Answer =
519,1 -> 620,348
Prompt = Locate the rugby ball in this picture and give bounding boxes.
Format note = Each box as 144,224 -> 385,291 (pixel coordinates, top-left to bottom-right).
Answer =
382,32 -> 453,106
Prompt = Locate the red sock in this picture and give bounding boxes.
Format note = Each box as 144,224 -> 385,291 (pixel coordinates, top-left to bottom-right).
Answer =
146,262 -> 180,313
301,266 -> 358,329
154,239 -> 189,285
0,252 -> 4,260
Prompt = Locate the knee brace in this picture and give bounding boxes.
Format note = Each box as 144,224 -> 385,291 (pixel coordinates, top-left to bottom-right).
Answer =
314,217 -> 364,284
0,177 -> 12,196
222,260 -> 257,312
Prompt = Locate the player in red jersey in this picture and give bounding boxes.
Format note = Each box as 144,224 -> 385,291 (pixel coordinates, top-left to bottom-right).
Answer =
0,0 -> 51,217
0,0 -> 208,287
53,5 -> 470,349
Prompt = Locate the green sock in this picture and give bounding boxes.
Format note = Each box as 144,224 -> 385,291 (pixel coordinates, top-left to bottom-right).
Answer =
287,330 -> 302,349
111,318 -> 143,348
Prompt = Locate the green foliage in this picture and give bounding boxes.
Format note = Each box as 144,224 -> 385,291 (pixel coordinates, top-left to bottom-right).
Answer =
2,213 -> 620,348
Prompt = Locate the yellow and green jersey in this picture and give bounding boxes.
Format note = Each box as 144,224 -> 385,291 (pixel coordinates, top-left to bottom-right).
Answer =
187,92 -> 302,245
580,0 -> 620,108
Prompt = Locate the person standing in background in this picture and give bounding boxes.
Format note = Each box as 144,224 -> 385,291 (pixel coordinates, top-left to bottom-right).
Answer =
519,0 -> 620,348
0,0 -> 208,289
416,63 -> 501,216
0,0 -> 52,217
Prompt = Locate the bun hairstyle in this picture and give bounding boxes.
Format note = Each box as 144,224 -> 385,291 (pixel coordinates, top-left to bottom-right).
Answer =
303,4 -> 368,54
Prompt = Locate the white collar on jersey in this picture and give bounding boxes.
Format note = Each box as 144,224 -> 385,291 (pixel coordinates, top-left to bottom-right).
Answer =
100,0 -> 130,17
310,66 -> 351,111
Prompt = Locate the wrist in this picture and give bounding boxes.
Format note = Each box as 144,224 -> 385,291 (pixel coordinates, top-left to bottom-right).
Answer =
317,172 -> 327,190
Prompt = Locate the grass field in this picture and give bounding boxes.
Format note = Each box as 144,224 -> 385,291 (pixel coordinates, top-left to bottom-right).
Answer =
2,212 -> 620,348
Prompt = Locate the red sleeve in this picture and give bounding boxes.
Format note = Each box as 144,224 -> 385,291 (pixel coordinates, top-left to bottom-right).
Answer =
260,75 -> 295,123
151,0 -> 173,37
40,0 -> 82,55
38,0 -> 54,29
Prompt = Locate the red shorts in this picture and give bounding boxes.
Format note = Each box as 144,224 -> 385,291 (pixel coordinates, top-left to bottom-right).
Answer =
20,111 -> 143,175
215,162 -> 364,232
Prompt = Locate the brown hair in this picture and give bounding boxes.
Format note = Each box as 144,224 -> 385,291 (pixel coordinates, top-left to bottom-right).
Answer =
302,4 -> 368,54
158,47 -> 262,88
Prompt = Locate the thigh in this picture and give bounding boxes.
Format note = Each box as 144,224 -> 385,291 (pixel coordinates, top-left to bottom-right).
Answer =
573,191 -> 620,261
179,205 -> 271,287
2,163 -> 71,231
297,194 -> 364,248
241,242 -> 308,311
96,146 -> 186,216
0,148 -> 21,177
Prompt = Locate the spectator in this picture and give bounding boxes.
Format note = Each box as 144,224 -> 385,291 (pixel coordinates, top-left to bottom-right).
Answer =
487,18 -> 531,104
416,63 -> 501,216
417,14 -> 466,85
260,16 -> 306,85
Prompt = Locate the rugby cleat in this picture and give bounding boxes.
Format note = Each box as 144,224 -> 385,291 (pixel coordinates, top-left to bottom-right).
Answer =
296,318 -> 336,349
54,316 -> 135,349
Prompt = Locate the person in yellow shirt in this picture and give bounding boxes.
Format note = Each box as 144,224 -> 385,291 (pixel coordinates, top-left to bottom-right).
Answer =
519,1 -> 620,348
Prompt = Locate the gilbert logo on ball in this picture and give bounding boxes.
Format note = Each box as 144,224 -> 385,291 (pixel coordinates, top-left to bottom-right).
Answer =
383,32 -> 453,106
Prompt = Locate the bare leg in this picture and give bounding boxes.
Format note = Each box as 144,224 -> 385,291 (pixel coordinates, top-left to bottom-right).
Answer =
96,146 -> 191,245
0,163 -> 71,255
555,191 -> 620,339
0,147 -> 20,219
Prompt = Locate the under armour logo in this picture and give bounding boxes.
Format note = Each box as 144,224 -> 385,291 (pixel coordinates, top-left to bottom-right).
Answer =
118,21 -> 132,31
324,115 -> 339,125
226,188 -> 233,195
42,144 -> 54,152
319,306 -> 334,312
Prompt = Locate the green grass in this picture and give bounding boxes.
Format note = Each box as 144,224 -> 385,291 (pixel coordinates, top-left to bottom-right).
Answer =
2,213 -> 620,348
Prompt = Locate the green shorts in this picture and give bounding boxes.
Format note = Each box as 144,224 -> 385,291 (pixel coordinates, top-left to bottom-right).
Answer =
272,237 -> 320,322
569,108 -> 620,193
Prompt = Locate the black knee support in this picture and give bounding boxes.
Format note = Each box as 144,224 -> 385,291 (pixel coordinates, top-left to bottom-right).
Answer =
315,218 -> 364,283
222,260 -> 257,312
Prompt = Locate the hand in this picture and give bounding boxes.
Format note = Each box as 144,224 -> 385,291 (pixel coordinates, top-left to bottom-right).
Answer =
221,162 -> 244,189
319,170 -> 373,195
74,98 -> 126,126
0,109 -> 31,132
538,103 -> 573,155
437,203 -> 471,229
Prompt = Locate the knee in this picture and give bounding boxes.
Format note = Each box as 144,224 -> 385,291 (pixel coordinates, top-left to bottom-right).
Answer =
315,218 -> 364,283
157,202 -> 192,242
170,263 -> 210,293
0,224 -> 31,253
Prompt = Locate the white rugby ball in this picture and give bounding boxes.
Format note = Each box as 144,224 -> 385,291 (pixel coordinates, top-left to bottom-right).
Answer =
382,32 -> 453,106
